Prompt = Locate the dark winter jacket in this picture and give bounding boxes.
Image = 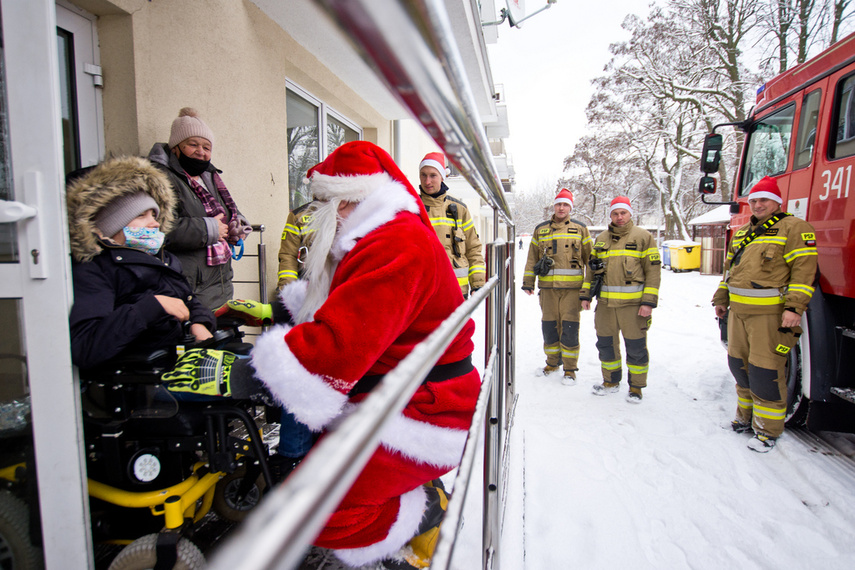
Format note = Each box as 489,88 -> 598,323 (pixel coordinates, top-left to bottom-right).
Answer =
65,156 -> 215,370
70,243 -> 215,369
147,142 -> 244,309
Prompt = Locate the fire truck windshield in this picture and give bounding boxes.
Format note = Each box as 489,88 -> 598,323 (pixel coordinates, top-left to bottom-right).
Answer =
740,103 -> 795,196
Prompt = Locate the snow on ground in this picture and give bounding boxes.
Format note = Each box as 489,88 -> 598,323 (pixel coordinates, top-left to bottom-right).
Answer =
479,239 -> 855,569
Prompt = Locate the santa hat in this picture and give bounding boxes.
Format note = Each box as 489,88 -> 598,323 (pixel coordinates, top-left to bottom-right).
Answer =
554,188 -> 574,209
306,141 -> 432,228
748,176 -> 783,205
609,196 -> 633,216
418,152 -> 450,181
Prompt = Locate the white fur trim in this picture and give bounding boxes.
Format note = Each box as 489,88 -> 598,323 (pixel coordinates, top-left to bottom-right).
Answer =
554,197 -> 573,207
329,403 -> 467,468
419,159 -> 447,180
250,324 -> 348,431
309,171 -> 396,203
278,279 -> 308,318
331,180 -> 420,260
380,412 -> 468,468
609,203 -> 633,215
334,486 -> 427,566
748,190 -> 783,204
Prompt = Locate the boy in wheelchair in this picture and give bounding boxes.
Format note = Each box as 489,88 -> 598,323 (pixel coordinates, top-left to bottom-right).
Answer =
65,157 -> 299,562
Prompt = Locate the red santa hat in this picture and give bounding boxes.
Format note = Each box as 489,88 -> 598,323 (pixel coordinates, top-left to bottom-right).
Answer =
609,195 -> 633,216
306,141 -> 432,229
554,188 -> 574,209
748,176 -> 783,205
418,152 -> 450,181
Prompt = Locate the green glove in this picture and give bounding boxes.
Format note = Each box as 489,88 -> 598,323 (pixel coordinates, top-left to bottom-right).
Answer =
214,299 -> 273,327
162,349 -> 235,397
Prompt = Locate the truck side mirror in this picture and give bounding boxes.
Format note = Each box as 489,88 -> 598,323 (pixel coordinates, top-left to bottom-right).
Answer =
698,176 -> 717,194
701,133 -> 723,174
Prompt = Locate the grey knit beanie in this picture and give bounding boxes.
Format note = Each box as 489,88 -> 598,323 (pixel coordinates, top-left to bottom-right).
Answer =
94,192 -> 160,238
168,107 -> 215,149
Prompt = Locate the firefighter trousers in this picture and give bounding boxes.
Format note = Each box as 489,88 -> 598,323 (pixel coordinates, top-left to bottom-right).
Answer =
727,310 -> 798,438
594,303 -> 651,388
539,288 -> 582,373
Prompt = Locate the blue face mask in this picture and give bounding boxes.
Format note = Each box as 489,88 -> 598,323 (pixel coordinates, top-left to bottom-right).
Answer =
123,226 -> 165,255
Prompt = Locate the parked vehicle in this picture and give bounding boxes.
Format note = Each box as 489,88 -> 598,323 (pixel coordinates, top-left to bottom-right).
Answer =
699,32 -> 855,433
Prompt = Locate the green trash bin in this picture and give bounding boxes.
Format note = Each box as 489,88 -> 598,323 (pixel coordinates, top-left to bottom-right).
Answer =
668,242 -> 701,272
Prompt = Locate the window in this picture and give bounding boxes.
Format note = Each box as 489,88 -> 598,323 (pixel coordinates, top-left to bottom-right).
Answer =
740,103 -> 795,196
286,83 -> 362,209
830,74 -> 855,159
794,89 -> 821,170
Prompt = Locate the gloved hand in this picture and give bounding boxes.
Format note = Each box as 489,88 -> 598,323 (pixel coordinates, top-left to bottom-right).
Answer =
227,214 -> 252,245
215,299 -> 273,327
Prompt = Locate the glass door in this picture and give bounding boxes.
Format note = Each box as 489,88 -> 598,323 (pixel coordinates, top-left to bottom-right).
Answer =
0,1 -> 93,568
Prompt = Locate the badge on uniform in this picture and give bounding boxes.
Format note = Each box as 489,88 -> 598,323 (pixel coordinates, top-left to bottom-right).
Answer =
775,344 -> 791,356
801,232 -> 816,246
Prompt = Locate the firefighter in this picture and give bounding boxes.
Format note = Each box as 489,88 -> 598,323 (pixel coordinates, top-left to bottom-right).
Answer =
712,177 -> 817,453
591,196 -> 661,402
275,201 -> 316,291
418,152 -> 486,297
522,189 -> 593,385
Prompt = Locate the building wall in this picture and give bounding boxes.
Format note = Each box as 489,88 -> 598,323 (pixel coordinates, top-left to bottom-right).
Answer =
71,0 -> 394,299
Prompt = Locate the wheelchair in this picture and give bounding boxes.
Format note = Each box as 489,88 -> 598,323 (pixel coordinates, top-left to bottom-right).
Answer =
1,318 -> 278,569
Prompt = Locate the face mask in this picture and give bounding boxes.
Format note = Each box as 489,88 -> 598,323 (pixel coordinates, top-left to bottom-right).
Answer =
123,226 -> 165,255
177,152 -> 211,177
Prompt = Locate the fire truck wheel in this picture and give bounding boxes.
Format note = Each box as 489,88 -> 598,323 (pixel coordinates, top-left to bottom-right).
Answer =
107,533 -> 205,570
785,334 -> 808,427
0,491 -> 43,570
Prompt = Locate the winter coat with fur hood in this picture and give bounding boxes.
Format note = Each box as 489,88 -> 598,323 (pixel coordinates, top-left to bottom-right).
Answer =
67,156 -> 215,370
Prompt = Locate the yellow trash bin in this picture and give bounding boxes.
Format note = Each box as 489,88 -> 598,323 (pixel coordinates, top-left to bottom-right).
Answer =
668,242 -> 701,272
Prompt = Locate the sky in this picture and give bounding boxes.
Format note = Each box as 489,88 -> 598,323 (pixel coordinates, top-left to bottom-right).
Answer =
487,0 -> 650,194
303,241 -> 855,569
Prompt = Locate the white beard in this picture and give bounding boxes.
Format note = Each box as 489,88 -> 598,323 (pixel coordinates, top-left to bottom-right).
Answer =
294,198 -> 341,324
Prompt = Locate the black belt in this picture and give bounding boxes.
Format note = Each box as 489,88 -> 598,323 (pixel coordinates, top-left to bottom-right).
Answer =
348,356 -> 474,398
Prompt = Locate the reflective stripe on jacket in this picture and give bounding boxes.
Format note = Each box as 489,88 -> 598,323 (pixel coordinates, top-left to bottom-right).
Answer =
523,217 -> 592,291
420,190 -> 486,294
591,221 -> 660,307
711,213 -> 817,315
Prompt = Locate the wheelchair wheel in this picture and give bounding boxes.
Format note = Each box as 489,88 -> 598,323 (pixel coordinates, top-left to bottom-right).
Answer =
0,491 -> 43,570
107,533 -> 204,570
212,466 -> 266,522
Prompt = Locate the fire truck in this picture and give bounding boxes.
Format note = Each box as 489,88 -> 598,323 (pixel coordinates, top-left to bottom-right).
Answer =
699,32 -> 855,433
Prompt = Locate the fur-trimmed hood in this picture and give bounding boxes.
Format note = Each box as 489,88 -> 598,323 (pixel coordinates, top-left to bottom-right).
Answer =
66,156 -> 176,262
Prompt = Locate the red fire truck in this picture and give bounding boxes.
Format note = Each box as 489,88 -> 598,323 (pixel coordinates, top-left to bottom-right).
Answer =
699,32 -> 855,433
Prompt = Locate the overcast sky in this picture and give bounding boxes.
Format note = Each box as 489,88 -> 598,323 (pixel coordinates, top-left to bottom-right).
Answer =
487,0 -> 650,194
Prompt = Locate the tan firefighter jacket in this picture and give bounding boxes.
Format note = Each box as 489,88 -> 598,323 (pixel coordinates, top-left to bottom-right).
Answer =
591,221 -> 661,308
711,212 -> 817,316
420,189 -> 486,294
523,216 -> 592,293
276,201 -> 315,289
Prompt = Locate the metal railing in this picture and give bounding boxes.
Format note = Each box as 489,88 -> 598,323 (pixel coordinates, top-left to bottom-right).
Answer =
209,1 -> 518,567
231,224 -> 268,306
209,242 -> 515,570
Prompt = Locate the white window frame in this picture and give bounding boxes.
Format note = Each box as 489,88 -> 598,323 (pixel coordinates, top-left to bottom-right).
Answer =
286,80 -> 361,160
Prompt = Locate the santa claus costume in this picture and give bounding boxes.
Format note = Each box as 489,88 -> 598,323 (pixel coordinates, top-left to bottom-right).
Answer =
250,141 -> 480,567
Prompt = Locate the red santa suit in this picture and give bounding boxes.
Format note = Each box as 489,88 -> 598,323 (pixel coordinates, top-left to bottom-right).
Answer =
250,141 -> 480,566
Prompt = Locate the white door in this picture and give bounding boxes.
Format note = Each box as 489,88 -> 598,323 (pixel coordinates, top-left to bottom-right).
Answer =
56,1 -> 104,174
0,1 -> 93,568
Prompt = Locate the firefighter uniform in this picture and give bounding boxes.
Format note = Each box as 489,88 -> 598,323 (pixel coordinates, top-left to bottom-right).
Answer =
522,217 -> 592,374
712,213 -> 817,439
276,202 -> 314,291
591,220 -> 660,391
420,189 -> 486,296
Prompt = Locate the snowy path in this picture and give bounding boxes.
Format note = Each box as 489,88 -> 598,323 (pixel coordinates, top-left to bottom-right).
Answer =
491,245 -> 855,569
